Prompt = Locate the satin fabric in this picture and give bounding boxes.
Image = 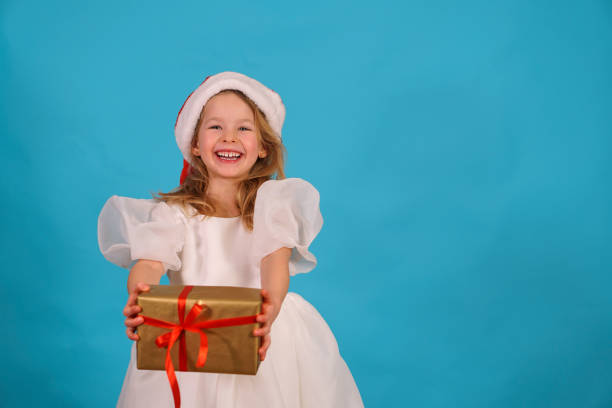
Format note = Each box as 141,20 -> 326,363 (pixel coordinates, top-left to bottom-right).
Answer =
97,178 -> 364,408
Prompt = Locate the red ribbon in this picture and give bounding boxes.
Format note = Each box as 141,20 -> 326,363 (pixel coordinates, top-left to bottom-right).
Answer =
139,286 -> 259,408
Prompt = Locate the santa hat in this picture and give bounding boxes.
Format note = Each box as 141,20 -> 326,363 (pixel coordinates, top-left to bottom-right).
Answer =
174,72 -> 285,184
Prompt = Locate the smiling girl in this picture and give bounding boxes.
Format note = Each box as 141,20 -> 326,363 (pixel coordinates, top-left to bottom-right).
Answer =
97,72 -> 364,407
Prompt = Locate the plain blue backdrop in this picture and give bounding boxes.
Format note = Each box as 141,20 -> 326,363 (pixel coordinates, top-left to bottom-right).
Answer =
1,1 -> 611,407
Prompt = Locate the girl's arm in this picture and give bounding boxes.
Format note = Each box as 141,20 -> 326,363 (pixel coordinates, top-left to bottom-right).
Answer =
127,259 -> 165,294
260,247 -> 291,309
123,259 -> 165,341
255,246 -> 292,360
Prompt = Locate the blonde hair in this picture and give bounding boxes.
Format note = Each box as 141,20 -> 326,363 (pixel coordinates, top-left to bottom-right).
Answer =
154,89 -> 286,231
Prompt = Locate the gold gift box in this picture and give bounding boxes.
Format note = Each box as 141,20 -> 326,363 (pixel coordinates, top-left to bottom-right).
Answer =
137,285 -> 262,375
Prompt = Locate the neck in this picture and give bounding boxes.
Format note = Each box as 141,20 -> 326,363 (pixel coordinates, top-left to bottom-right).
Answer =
206,178 -> 241,217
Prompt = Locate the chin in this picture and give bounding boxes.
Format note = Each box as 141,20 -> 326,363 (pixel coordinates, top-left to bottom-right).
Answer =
210,169 -> 249,180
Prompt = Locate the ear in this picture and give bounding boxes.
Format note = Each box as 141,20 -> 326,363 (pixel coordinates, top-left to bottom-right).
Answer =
192,145 -> 200,156
258,149 -> 267,158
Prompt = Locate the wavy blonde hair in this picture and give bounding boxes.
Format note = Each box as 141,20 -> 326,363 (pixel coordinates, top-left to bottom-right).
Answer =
154,89 -> 286,231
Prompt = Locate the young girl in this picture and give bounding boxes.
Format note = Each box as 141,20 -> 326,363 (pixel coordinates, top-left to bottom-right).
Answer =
97,71 -> 364,407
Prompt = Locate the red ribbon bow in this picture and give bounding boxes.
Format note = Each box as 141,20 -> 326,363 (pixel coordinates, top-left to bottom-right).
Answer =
139,286 -> 259,408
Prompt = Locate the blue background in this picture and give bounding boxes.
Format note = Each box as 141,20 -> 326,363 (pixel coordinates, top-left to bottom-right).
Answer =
2,1 -> 611,407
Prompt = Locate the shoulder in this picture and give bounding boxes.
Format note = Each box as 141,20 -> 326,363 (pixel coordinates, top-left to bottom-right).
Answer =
256,178 -> 320,201
97,196 -> 187,271
250,178 -> 324,276
253,178 -> 322,223
100,195 -> 187,224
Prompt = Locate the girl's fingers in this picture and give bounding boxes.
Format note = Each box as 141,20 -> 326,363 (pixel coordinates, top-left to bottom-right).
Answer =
264,302 -> 275,315
125,292 -> 138,308
123,283 -> 150,340
124,282 -> 150,314
125,316 -> 144,328
127,283 -> 150,304
123,305 -> 142,318
136,282 -> 151,293
126,327 -> 140,341
257,301 -> 274,321
253,324 -> 271,337
262,333 -> 271,348
254,301 -> 277,330
259,334 -> 271,361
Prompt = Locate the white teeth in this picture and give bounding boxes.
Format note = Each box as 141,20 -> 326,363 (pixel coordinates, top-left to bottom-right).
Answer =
217,151 -> 241,158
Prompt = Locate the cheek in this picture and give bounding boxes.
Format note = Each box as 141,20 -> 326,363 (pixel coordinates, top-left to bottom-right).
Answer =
197,132 -> 216,152
244,134 -> 261,152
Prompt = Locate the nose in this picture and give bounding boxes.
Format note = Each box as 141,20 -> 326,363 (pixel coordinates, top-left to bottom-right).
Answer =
223,130 -> 238,142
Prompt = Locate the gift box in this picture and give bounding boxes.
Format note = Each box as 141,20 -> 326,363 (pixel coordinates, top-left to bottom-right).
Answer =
137,285 -> 262,376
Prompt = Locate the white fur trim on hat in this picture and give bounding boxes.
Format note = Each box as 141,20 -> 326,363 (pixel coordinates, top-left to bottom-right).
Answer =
174,71 -> 285,164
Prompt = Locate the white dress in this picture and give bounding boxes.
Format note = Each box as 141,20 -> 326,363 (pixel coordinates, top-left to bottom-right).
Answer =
97,178 -> 364,408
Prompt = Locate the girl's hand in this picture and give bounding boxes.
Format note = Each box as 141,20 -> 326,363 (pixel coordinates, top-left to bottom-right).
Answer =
253,289 -> 279,361
123,282 -> 150,341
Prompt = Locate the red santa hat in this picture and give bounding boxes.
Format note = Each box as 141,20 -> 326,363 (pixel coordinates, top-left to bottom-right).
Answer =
174,72 -> 286,184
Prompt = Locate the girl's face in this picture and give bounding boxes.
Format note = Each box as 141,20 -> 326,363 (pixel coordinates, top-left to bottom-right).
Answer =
192,92 -> 267,182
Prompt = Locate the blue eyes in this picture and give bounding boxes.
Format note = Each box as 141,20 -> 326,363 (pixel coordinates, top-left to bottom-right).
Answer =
208,125 -> 251,131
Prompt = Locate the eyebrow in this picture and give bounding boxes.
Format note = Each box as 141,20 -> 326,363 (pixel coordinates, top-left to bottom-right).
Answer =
204,117 -> 254,124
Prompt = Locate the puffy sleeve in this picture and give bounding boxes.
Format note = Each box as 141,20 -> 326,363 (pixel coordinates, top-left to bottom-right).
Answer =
251,178 -> 324,276
97,195 -> 186,272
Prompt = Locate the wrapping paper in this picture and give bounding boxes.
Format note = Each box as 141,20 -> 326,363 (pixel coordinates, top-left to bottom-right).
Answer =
137,285 -> 262,375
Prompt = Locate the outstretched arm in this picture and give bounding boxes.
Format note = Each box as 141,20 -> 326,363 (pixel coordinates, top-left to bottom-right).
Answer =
127,259 -> 164,294
123,259 -> 165,341
255,246 -> 291,361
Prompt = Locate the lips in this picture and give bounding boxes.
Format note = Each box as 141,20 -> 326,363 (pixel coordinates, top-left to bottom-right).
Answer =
215,149 -> 243,154
215,150 -> 243,163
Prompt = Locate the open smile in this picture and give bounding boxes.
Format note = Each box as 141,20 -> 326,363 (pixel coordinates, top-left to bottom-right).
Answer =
215,151 -> 243,164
